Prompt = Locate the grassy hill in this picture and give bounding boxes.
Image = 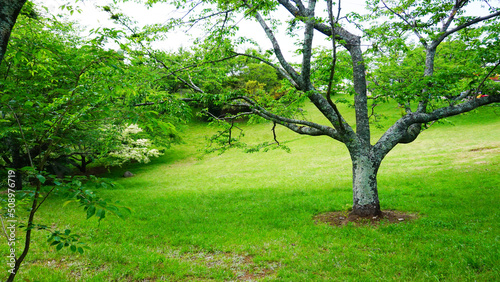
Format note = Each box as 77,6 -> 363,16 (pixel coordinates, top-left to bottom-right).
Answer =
2,100 -> 499,281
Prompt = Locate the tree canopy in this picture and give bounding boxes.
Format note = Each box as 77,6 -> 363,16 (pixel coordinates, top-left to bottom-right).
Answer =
0,0 -> 499,280
0,4 -> 191,279
120,0 -> 500,216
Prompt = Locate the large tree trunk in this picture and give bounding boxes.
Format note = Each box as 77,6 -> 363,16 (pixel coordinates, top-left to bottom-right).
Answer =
0,0 -> 26,64
350,151 -> 382,217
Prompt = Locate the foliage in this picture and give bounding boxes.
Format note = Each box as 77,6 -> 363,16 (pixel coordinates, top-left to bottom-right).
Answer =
0,4 -> 188,280
129,0 -> 500,218
311,48 -> 353,95
46,229 -> 88,254
0,6 -> 191,175
366,38 -> 500,108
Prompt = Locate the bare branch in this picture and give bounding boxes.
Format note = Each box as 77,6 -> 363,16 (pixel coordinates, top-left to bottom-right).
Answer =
440,2 -> 460,33
273,119 -> 329,136
272,122 -> 280,146
278,0 -> 368,141
203,108 -> 251,122
108,10 -> 207,94
236,96 -> 343,141
245,1 -> 301,86
0,215 -> 10,241
375,94 -> 500,157
167,54 -> 239,76
228,120 -> 233,145
481,0 -> 494,10
416,95 -> 500,123
300,0 -> 317,87
177,8 -> 237,32
179,1 -> 204,21
291,0 -> 307,12
433,10 -> 500,47
325,0 -> 346,133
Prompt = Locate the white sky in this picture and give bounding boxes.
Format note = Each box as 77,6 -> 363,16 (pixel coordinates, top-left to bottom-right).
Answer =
33,0 -> 497,60
33,0 -> 368,59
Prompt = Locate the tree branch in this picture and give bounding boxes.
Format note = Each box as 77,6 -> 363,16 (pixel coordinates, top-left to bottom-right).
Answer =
110,11 -> 207,94
183,8 -> 235,28
277,0 -> 358,48
272,1 -> 355,136
278,0 -> 369,143
434,10 -> 500,47
440,1 -> 461,33
475,60 -> 500,95
272,122 -> 280,145
375,94 -> 500,158
245,1 -> 301,86
7,105 -> 33,167
325,0 -> 346,133
0,0 -> 27,65
161,54 -> 239,78
232,52 -> 299,88
381,0 -> 428,48
236,95 -> 343,141
300,0 -> 317,87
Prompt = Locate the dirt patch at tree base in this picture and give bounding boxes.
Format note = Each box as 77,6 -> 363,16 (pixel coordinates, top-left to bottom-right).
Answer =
314,210 -> 418,227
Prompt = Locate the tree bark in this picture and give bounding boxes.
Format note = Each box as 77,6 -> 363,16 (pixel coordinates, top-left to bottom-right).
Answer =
185,0 -> 500,217
349,149 -> 382,217
0,0 -> 26,65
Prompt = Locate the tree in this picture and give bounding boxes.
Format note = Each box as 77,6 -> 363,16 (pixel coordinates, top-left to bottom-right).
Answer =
0,5 -> 189,177
0,8 -> 117,281
0,8 -> 122,187
0,0 -> 26,64
147,0 -> 500,216
0,5 -> 191,280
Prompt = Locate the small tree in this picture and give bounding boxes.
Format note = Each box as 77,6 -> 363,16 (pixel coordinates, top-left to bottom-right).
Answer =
146,0 -> 500,216
0,4 -> 188,280
106,124 -> 162,166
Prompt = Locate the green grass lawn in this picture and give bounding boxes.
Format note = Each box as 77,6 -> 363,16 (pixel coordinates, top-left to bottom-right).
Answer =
2,101 -> 499,281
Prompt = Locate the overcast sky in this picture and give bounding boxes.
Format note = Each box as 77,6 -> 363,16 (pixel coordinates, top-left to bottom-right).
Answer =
34,0 -> 368,59
32,0 -> 498,60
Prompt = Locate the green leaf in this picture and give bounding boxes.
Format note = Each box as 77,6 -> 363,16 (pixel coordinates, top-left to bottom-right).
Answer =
96,209 -> 106,221
107,205 -> 119,213
63,200 -> 73,207
36,174 -> 46,184
86,205 -> 96,219
70,245 -> 77,252
21,166 -> 35,172
56,243 -> 64,251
